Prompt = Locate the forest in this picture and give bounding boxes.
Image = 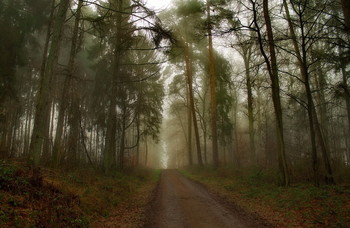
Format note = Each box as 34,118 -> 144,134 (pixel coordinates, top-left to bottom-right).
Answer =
0,0 -> 350,227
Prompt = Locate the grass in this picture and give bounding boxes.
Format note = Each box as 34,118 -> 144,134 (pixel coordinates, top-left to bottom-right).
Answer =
181,166 -> 350,228
0,160 -> 160,227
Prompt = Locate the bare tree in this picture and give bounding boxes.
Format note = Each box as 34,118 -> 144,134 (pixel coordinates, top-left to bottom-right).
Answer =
251,0 -> 290,186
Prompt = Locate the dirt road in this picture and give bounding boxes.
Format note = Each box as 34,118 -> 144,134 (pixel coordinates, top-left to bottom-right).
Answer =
149,170 -> 269,228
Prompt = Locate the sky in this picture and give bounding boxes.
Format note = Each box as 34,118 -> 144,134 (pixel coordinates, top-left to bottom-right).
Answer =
145,0 -> 172,10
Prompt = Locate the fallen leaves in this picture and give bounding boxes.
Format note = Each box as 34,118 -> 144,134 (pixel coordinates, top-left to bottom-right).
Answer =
92,182 -> 157,228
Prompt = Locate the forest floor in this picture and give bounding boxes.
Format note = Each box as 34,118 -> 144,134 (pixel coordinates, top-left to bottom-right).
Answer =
0,159 -> 159,227
2,161 -> 350,227
181,166 -> 350,228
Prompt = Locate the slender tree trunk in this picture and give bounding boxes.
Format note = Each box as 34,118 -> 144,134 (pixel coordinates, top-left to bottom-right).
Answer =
67,0 -> 84,167
145,136 -> 148,166
233,92 -> 240,166
41,101 -> 52,163
19,114 -> 24,155
241,46 -> 256,163
95,128 -> 99,162
24,101 -> 30,155
252,0 -> 289,186
79,116 -> 95,170
52,78 -> 69,167
104,95 -> 117,172
68,98 -> 80,166
187,89 -> 193,166
341,0 -> 350,34
207,0 -> 219,167
283,0 -> 334,185
9,109 -> 19,157
136,113 -> 140,166
119,105 -> 127,169
28,0 -> 70,166
24,88 -> 33,156
256,82 -> 263,164
184,43 -> 203,166
103,0 -> 124,173
342,64 -> 350,143
52,0 -> 83,167
203,126 -> 207,164
40,0 -> 56,164
314,60 -> 331,168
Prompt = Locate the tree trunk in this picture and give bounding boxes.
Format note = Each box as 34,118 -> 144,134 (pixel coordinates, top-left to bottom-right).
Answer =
28,0 -> 70,166
52,0 -> 83,167
136,113 -> 140,166
38,0 -> 56,163
41,101 -> 52,163
52,78 -> 69,167
103,0 -> 124,173
342,64 -> 350,147
232,90 -> 240,166
207,0 -> 219,167
68,97 -> 80,166
104,95 -> 117,173
145,136 -> 148,166
184,42 -> 203,166
241,45 -> 256,163
314,59 -> 333,183
119,105 -> 127,169
283,0 -> 334,185
187,89 -> 193,166
67,0 -> 84,167
253,0 -> 290,186
203,126 -> 207,164
341,0 -> 350,34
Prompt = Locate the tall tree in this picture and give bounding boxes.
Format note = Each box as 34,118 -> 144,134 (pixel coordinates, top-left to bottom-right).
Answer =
29,0 -> 70,166
282,0 -> 335,185
160,0 -> 205,165
184,41 -> 203,166
102,0 -> 130,173
251,0 -> 290,186
235,33 -> 256,163
52,0 -> 84,167
207,0 -> 219,167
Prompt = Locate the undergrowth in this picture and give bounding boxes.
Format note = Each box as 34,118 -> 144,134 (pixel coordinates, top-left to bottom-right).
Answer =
0,161 -> 88,227
0,160 -> 160,227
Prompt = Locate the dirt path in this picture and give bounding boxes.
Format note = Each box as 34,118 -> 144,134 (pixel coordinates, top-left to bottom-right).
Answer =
149,170 -> 269,228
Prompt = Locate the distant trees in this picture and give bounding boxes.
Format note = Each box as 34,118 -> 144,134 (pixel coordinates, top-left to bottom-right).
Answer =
162,0 -> 234,167
161,0 -> 204,166
163,0 -> 350,186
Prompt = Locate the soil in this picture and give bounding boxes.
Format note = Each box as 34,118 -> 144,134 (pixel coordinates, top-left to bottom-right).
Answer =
147,169 -> 271,228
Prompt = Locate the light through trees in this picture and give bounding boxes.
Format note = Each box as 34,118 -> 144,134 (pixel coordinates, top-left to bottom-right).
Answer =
0,0 -> 349,186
